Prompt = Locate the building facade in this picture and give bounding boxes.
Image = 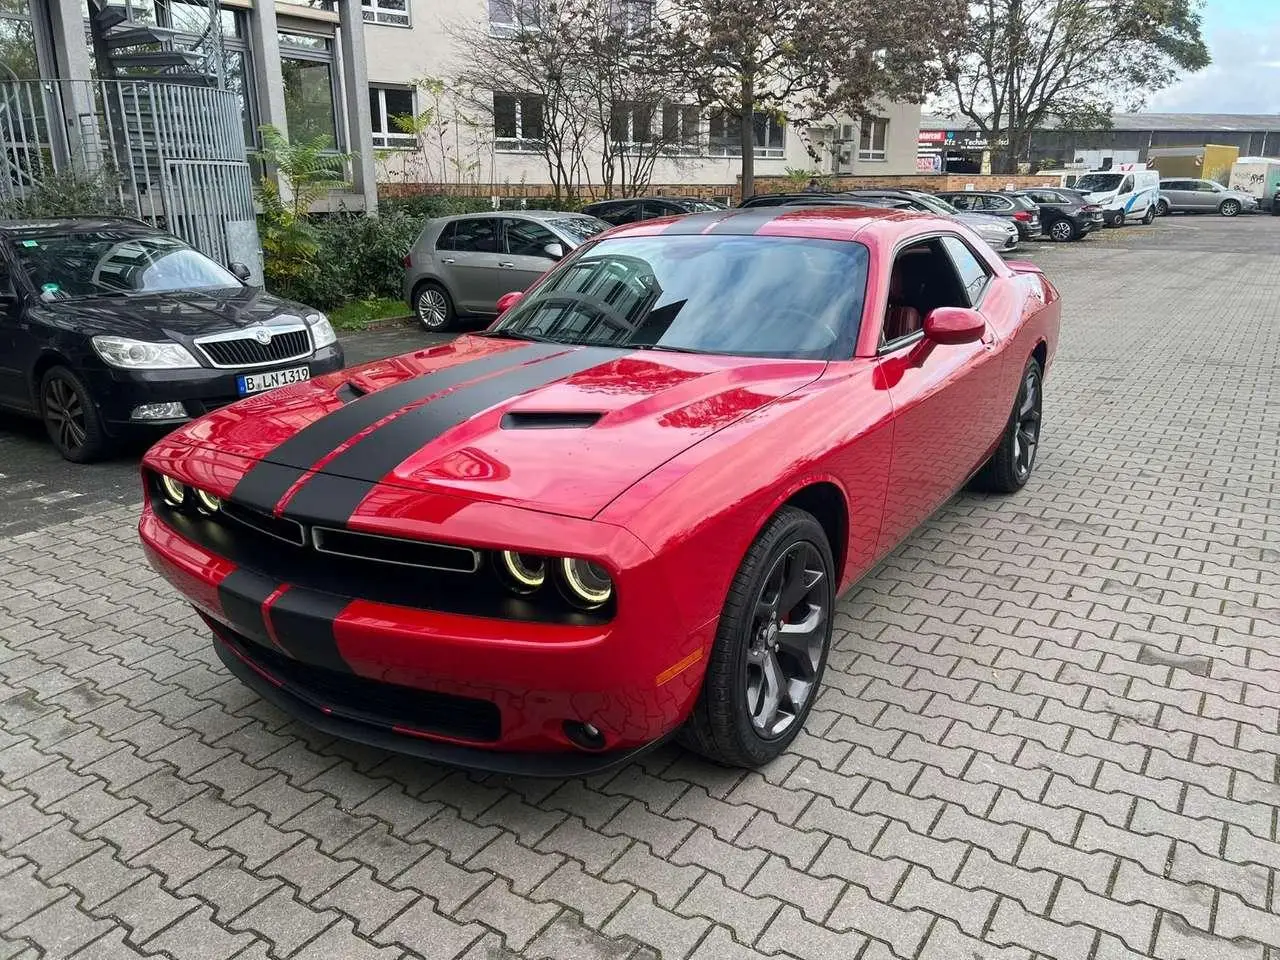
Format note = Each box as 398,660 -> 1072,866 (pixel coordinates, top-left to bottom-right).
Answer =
362,0 -> 922,195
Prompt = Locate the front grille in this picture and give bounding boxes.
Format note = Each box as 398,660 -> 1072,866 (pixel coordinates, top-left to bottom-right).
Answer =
222,500 -> 306,545
216,622 -> 502,742
197,328 -> 311,368
312,526 -> 480,572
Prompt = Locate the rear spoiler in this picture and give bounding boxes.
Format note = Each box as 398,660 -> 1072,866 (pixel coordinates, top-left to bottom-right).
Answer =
1004,259 -> 1043,274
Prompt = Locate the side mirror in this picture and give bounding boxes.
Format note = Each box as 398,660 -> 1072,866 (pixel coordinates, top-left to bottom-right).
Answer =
495,290 -> 524,315
228,261 -> 252,282
923,306 -> 985,345
542,242 -> 565,260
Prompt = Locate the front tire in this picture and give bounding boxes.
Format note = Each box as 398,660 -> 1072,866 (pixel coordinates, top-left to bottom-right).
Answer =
972,357 -> 1043,494
681,506 -> 834,768
414,281 -> 456,331
1220,199 -> 1241,217
1110,210 -> 1125,227
40,366 -> 107,463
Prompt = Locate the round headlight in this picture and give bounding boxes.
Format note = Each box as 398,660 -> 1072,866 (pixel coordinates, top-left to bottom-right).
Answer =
558,557 -> 613,608
158,475 -> 186,507
499,551 -> 546,592
194,489 -> 221,513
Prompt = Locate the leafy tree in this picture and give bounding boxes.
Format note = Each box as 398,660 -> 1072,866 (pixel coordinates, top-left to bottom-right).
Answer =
658,0 -> 964,197
940,0 -> 1210,173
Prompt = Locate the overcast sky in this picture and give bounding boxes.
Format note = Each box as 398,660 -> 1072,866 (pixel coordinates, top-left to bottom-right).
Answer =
1147,0 -> 1280,113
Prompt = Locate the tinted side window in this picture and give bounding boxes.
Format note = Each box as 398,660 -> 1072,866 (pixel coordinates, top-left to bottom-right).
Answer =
946,194 -> 973,209
641,201 -> 674,219
451,218 -> 500,253
597,201 -> 641,223
987,196 -> 1015,211
504,218 -> 559,257
435,222 -> 456,250
940,236 -> 989,305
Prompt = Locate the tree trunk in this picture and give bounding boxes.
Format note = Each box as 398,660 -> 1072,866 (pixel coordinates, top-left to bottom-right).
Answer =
739,76 -> 755,200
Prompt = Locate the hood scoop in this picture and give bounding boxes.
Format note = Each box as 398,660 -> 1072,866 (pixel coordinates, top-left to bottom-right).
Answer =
500,411 -> 603,430
336,380 -> 369,404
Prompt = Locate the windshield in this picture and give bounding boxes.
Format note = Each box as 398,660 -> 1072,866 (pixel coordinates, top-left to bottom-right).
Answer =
11,230 -> 239,300
490,234 -> 867,360
550,216 -> 610,245
1073,173 -> 1122,193
911,193 -> 960,215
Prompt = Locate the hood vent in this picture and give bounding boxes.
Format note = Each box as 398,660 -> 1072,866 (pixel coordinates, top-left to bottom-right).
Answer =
501,411 -> 603,430
336,381 -> 369,404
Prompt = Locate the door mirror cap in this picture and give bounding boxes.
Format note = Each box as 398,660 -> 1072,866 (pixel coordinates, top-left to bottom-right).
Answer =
923,306 -> 985,345
228,261 -> 253,282
496,290 -> 524,315
543,242 -> 565,260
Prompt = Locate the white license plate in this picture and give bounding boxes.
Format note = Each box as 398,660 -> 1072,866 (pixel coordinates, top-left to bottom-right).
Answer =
237,365 -> 311,395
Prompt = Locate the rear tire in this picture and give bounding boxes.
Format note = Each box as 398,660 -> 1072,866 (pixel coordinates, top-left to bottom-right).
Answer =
680,506 -> 834,768
972,357 -> 1043,494
1048,219 -> 1076,242
1220,199 -> 1241,217
1156,199 -> 1169,216
40,366 -> 107,463
1142,206 -> 1156,225
414,281 -> 456,332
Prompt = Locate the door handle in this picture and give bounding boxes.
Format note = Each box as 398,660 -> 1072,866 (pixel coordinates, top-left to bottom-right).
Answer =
441,257 -> 456,264
498,262 -> 514,268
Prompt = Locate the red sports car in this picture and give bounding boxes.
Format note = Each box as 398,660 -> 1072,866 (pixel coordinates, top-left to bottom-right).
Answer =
139,207 -> 1060,773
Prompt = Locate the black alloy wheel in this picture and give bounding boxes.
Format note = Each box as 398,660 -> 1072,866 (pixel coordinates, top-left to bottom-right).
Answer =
1048,219 -> 1076,242
40,366 -> 106,463
1111,210 -> 1125,227
972,357 -> 1043,494
681,506 -> 834,767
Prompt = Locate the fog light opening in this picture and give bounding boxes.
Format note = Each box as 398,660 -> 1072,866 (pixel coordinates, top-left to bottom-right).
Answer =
131,402 -> 188,421
563,720 -> 607,751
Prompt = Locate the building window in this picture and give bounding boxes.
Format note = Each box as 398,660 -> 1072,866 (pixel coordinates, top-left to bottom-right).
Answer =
609,0 -> 652,34
708,110 -> 785,159
489,0 -> 539,34
661,104 -> 700,154
362,0 -> 410,26
610,101 -> 654,147
493,92 -> 544,151
858,117 -> 888,161
279,32 -> 340,149
369,86 -> 416,148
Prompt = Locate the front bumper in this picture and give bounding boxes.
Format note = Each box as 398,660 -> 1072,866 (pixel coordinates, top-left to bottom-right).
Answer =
138,496 -> 708,772
87,345 -> 345,432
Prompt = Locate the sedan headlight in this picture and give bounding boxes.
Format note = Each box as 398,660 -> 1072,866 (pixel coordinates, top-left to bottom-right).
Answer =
558,557 -> 613,609
157,474 -> 186,506
306,312 -> 337,349
92,336 -> 199,370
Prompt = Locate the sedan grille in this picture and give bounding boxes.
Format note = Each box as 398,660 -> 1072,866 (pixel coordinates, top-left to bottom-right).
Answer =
196,326 -> 312,368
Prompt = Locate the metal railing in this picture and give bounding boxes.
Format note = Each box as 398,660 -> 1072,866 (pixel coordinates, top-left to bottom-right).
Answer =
0,78 -> 256,266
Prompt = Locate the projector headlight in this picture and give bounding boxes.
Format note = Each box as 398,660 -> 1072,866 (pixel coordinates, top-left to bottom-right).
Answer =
558,557 -> 613,609
157,474 -> 186,507
194,489 -> 221,513
498,551 -> 546,593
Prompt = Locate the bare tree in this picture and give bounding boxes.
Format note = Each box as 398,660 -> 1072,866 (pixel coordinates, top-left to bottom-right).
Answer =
449,4 -> 594,198
941,0 -> 1210,173
657,0 -> 963,197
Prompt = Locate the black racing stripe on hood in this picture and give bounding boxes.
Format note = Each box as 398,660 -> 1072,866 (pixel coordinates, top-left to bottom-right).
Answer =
232,341 -> 565,513
281,345 -> 624,526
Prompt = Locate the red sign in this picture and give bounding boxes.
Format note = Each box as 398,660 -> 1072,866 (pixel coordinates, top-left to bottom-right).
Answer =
918,130 -> 947,143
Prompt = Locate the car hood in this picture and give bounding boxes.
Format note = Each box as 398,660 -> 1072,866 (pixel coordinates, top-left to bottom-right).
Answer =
174,334 -> 826,520
29,286 -> 314,339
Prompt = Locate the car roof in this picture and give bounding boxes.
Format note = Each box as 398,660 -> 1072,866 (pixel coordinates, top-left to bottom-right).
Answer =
598,205 -> 943,243
0,216 -> 157,238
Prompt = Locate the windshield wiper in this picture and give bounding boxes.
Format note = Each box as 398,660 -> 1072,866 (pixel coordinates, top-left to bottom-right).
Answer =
481,330 -> 561,343
630,342 -> 716,355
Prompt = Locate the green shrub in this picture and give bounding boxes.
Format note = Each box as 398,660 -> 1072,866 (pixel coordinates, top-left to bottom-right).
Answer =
0,164 -> 127,218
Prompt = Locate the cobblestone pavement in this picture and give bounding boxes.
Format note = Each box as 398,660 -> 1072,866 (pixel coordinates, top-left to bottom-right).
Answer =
1,217 -> 1278,959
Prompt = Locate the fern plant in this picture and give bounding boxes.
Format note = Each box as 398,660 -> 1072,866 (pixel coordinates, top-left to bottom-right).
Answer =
254,125 -> 350,219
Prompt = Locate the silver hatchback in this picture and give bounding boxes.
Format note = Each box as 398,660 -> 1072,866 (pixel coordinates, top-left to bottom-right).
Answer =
403,211 -> 610,330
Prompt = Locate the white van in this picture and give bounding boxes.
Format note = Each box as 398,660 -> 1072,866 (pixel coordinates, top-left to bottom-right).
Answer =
1070,169 -> 1161,226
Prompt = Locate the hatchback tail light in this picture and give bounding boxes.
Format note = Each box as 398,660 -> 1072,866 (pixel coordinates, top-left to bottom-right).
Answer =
1082,204 -> 1101,212
402,254 -> 412,268
1013,211 -> 1033,221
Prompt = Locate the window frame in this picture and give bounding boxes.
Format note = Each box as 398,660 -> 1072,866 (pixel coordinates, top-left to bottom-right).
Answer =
361,0 -> 410,27
368,85 -> 416,149
440,216 -> 501,254
492,92 -> 546,153
857,117 -> 889,162
488,0 -> 540,35
501,216 -> 560,258
609,101 -> 655,149
278,30 -> 344,151
707,110 -> 785,159
876,232 -> 991,354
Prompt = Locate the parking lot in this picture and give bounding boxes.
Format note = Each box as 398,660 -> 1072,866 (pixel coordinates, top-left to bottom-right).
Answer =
1,213 -> 1278,960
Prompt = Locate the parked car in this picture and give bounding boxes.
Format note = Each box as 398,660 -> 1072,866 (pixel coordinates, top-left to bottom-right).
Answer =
403,211 -> 611,331
1156,178 -> 1258,217
1007,187 -> 1105,241
935,191 -> 1042,239
842,189 -> 1021,252
139,206 -> 1060,773
0,217 -> 343,463
582,196 -> 725,225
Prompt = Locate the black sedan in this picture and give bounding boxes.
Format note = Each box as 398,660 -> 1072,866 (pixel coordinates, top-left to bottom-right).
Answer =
582,196 -> 725,225
0,218 -> 344,462
1007,188 -> 1105,241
